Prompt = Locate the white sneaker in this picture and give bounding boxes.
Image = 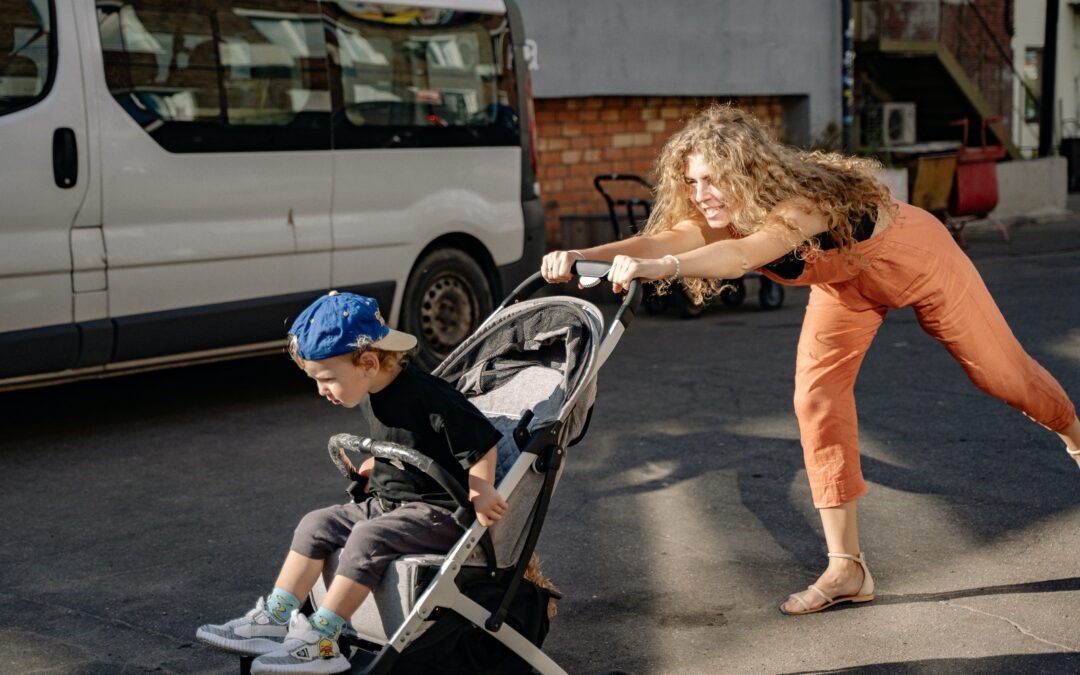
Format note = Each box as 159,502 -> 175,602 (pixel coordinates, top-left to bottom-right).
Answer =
250,611 -> 350,674
195,597 -> 289,656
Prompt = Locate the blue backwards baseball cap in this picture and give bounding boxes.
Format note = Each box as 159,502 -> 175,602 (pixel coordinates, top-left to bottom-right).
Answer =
289,291 -> 417,360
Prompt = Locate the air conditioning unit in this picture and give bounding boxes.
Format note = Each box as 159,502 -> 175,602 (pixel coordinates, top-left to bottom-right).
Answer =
866,102 -> 917,147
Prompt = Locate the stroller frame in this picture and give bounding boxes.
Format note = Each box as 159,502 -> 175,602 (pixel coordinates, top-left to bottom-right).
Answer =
241,266 -> 641,675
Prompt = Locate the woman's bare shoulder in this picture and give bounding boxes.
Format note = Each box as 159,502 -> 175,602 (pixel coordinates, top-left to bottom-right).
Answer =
768,197 -> 829,238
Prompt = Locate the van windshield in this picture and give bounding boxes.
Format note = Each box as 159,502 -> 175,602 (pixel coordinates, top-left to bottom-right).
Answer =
0,0 -> 54,116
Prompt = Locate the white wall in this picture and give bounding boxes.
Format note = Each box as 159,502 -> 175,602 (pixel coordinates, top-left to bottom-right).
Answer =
990,156 -> 1068,220
1012,0 -> 1080,156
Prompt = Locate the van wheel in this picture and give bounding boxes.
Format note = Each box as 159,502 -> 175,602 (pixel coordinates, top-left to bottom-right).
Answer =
401,248 -> 492,371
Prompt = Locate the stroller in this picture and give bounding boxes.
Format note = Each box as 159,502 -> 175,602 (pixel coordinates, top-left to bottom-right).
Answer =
241,263 -> 641,675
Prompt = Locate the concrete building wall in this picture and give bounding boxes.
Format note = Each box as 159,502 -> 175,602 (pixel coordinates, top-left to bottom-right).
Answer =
991,155 -> 1068,219
515,0 -> 842,145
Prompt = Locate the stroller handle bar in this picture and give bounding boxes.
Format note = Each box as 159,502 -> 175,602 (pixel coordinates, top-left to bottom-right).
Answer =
495,262 -> 642,370
495,261 -> 643,332
328,433 -> 474,527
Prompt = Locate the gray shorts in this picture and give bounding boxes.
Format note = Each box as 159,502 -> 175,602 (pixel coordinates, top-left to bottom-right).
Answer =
290,497 -> 463,588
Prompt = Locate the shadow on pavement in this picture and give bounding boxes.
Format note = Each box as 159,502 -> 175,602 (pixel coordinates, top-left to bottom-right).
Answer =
792,650 -> 1080,674
873,575 -> 1080,605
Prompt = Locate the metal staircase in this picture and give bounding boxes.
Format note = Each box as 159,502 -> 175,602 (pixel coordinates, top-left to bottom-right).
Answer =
854,0 -> 1035,158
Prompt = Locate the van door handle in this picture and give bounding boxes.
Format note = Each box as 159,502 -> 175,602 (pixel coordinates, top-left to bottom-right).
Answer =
53,127 -> 78,188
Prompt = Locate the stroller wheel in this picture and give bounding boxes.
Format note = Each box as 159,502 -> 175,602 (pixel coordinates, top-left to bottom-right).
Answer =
758,277 -> 785,310
642,290 -> 668,315
719,278 -> 746,307
673,286 -> 705,318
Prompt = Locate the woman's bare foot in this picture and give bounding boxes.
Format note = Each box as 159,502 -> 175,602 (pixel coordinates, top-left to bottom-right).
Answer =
780,556 -> 864,614
1068,447 -> 1080,470
1058,419 -> 1080,469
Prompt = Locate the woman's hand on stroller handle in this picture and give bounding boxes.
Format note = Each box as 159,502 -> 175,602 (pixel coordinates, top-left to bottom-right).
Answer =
540,249 -> 664,294
540,249 -> 613,288
607,254 -> 676,293
540,249 -> 585,284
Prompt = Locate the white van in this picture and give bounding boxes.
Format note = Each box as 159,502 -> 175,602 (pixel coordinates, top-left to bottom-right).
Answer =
0,0 -> 543,388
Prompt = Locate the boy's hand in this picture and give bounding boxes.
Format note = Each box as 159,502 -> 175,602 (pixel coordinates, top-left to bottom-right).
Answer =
358,456 -> 375,478
469,481 -> 508,527
359,457 -> 374,492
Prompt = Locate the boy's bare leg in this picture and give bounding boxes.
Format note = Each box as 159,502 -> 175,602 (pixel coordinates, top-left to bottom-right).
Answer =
319,575 -> 371,621
274,551 -> 326,600
244,568 -> 362,670
781,500 -> 864,613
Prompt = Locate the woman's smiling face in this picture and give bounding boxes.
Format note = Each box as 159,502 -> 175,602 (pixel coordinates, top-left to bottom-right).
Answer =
684,152 -> 732,229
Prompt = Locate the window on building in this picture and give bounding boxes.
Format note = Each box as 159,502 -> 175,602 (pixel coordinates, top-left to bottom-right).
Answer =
1024,47 -> 1042,123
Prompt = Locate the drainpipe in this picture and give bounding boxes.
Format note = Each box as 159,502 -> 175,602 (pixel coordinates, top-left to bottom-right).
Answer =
842,0 -> 855,152
1039,0 -> 1059,156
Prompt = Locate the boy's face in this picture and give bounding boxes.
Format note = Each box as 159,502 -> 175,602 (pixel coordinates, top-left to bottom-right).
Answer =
302,353 -> 376,408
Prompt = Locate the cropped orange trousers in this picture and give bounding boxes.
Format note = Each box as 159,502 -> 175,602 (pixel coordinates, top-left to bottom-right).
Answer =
765,202 -> 1077,508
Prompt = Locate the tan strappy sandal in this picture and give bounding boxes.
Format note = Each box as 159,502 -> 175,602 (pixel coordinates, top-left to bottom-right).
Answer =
780,552 -> 875,616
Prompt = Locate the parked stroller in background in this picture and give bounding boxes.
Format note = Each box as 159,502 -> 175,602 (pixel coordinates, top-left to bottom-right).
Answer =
593,174 -> 784,316
238,264 -> 641,675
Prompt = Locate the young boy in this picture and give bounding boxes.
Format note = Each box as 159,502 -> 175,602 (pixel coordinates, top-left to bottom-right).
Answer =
196,291 -> 507,674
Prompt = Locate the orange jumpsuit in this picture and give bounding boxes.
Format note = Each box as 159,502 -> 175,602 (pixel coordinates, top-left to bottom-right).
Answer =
761,201 -> 1076,508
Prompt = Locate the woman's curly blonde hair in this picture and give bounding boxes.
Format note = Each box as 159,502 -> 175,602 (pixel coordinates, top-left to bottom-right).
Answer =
644,103 -> 895,303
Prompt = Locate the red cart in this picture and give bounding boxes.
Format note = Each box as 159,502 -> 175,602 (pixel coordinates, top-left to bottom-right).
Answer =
946,116 -> 1009,246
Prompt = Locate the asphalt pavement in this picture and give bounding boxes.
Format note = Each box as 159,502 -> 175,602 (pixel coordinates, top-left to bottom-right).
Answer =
1,207 -> 1079,674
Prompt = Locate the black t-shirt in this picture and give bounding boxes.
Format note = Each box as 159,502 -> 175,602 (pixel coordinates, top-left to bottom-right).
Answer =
763,208 -> 877,280
361,365 -> 503,510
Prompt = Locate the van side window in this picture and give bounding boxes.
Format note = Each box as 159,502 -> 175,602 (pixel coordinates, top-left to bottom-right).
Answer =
322,3 -> 519,149
0,0 -> 55,117
96,0 -> 331,153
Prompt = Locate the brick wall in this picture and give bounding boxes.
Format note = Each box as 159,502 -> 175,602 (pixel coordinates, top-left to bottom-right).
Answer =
534,95 -> 786,247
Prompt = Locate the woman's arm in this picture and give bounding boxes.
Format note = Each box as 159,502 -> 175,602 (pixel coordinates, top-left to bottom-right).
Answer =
606,199 -> 829,290
542,219 -> 730,283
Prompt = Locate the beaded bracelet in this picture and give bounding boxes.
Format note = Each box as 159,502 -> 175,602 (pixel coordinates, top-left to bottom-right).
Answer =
662,254 -> 681,278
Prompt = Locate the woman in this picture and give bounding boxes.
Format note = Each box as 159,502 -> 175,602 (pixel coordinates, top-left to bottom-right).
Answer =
541,104 -> 1080,615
